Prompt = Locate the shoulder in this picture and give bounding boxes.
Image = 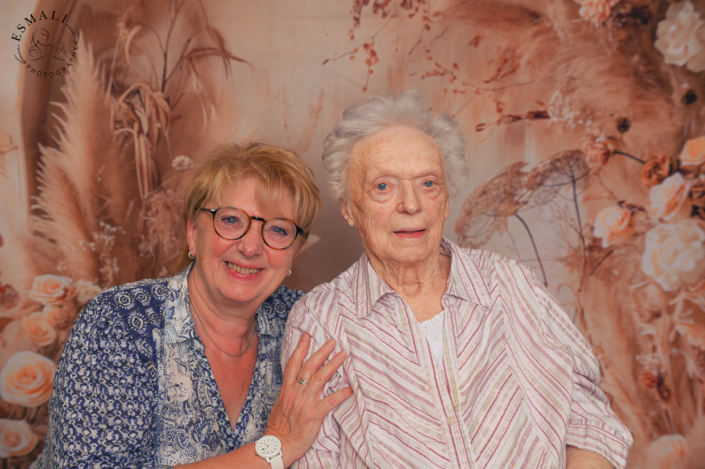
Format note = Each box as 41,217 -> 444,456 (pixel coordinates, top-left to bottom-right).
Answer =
77,277 -> 173,365
258,285 -> 305,320
296,260 -> 358,309
256,285 -> 304,338
93,277 -> 173,313
287,261 -> 363,337
456,245 -> 541,296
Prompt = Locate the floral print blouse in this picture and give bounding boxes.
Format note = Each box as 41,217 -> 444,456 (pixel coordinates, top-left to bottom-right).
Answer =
37,266 -> 302,468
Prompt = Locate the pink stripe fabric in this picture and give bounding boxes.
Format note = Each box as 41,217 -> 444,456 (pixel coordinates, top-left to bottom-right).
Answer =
282,239 -> 632,468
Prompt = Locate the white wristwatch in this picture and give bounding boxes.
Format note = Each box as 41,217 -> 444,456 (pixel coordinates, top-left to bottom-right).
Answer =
255,434 -> 284,469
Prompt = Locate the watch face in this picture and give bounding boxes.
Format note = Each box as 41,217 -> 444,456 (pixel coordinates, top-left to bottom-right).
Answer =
256,435 -> 281,457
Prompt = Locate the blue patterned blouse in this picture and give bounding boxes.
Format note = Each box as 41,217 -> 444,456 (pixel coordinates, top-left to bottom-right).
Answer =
37,266 -> 303,468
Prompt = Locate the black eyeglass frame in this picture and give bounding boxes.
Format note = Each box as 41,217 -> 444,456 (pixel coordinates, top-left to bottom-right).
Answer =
199,207 -> 304,250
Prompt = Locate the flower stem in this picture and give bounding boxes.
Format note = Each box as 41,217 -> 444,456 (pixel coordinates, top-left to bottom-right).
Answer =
514,213 -> 548,287
614,150 -> 646,164
571,173 -> 587,277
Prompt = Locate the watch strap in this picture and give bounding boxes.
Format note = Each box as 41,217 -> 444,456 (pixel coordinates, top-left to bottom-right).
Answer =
267,453 -> 284,469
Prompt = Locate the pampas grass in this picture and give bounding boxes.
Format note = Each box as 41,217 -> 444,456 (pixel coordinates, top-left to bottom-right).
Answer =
29,41 -> 138,287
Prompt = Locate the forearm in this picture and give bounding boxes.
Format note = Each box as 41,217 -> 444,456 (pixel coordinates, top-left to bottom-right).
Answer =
173,442 -> 283,469
566,446 -> 614,469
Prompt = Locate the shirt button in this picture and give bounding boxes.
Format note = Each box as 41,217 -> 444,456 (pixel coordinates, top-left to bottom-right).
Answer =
446,417 -> 456,425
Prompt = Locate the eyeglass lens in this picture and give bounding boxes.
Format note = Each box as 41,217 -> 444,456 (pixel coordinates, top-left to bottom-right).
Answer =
213,208 -> 297,249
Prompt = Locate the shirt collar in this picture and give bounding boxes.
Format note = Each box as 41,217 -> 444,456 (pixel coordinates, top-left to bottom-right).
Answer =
354,238 -> 492,319
165,262 -> 275,344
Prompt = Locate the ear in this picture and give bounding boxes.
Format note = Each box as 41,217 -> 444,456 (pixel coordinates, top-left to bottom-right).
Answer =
340,199 -> 355,227
186,216 -> 198,256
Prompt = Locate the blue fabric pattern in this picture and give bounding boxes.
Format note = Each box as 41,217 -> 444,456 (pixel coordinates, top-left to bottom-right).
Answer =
37,265 -> 302,468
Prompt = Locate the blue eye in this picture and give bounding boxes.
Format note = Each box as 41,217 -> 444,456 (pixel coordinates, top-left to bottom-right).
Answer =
376,182 -> 388,191
424,180 -> 434,187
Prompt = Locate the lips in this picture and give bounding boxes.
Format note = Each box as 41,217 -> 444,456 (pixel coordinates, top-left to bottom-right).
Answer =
226,262 -> 262,275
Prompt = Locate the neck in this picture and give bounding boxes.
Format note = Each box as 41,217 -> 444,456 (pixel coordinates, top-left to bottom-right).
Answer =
367,250 -> 451,300
187,269 -> 258,354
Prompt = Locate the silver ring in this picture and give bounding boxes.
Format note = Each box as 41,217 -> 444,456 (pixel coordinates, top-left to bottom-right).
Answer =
298,377 -> 308,386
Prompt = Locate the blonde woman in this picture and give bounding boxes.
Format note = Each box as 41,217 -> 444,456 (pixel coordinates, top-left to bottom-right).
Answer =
38,143 -> 352,468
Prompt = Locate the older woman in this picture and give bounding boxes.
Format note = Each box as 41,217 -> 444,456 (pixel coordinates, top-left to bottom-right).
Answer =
38,143 -> 352,468
282,92 -> 633,469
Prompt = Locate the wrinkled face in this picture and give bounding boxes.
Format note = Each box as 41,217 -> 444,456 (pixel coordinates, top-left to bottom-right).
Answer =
342,126 -> 450,267
187,175 -> 301,313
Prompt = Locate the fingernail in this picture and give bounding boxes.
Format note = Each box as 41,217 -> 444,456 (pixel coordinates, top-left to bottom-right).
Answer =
325,339 -> 335,346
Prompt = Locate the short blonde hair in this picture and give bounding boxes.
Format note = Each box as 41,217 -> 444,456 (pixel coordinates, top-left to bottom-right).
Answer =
175,142 -> 321,271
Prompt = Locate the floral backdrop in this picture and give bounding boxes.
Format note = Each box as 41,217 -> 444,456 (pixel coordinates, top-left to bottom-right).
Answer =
0,0 -> 705,467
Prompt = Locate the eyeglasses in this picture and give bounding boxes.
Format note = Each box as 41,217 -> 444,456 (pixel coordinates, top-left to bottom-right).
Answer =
199,207 -> 304,250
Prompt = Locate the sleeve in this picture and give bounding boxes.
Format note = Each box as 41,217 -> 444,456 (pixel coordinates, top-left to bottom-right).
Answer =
281,294 -> 346,469
523,267 -> 633,469
38,297 -> 170,469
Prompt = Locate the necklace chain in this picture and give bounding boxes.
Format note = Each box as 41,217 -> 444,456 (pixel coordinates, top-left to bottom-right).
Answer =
190,299 -> 256,358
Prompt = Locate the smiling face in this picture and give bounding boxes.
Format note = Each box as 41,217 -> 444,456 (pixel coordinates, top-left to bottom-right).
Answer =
187,175 -> 301,314
342,125 -> 450,268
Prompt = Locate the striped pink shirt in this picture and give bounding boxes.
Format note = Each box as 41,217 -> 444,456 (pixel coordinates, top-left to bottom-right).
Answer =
282,239 -> 632,468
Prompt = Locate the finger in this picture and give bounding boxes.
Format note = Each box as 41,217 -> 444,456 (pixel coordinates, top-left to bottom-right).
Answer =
298,338 -> 336,381
301,351 -> 346,402
306,351 -> 346,389
313,386 -> 353,418
282,333 -> 310,386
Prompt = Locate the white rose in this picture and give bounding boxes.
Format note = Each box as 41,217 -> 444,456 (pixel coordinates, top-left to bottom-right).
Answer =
21,312 -> 56,347
654,1 -> 705,72
593,205 -> 634,248
0,419 -> 38,457
649,173 -> 690,220
28,274 -> 76,306
645,434 -> 689,469
642,221 -> 705,292
0,351 -> 56,407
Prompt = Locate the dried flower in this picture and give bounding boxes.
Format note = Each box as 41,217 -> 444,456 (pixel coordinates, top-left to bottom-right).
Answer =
679,136 -> 705,168
573,0 -> 619,25
171,155 -> 194,172
28,275 -> 76,306
654,1 -> 705,72
640,371 -> 658,388
649,173 -> 690,220
0,351 -> 56,407
0,419 -> 38,457
642,155 -> 673,188
455,162 -> 532,248
593,205 -> 635,247
642,220 -> 705,291
581,134 -> 615,169
75,279 -> 102,304
42,305 -> 74,331
675,321 -> 705,350
0,282 -> 19,310
21,312 -> 57,347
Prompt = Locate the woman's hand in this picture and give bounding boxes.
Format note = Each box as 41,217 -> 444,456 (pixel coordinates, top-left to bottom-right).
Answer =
264,333 -> 352,467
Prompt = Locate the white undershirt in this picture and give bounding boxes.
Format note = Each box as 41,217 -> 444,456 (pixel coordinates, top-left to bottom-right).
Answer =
419,311 -> 446,364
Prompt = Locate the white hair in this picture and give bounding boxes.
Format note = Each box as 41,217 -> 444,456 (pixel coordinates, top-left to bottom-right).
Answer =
322,90 -> 468,203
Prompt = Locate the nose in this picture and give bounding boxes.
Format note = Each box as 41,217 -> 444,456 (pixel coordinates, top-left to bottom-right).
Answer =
237,221 -> 265,257
397,181 -> 422,215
